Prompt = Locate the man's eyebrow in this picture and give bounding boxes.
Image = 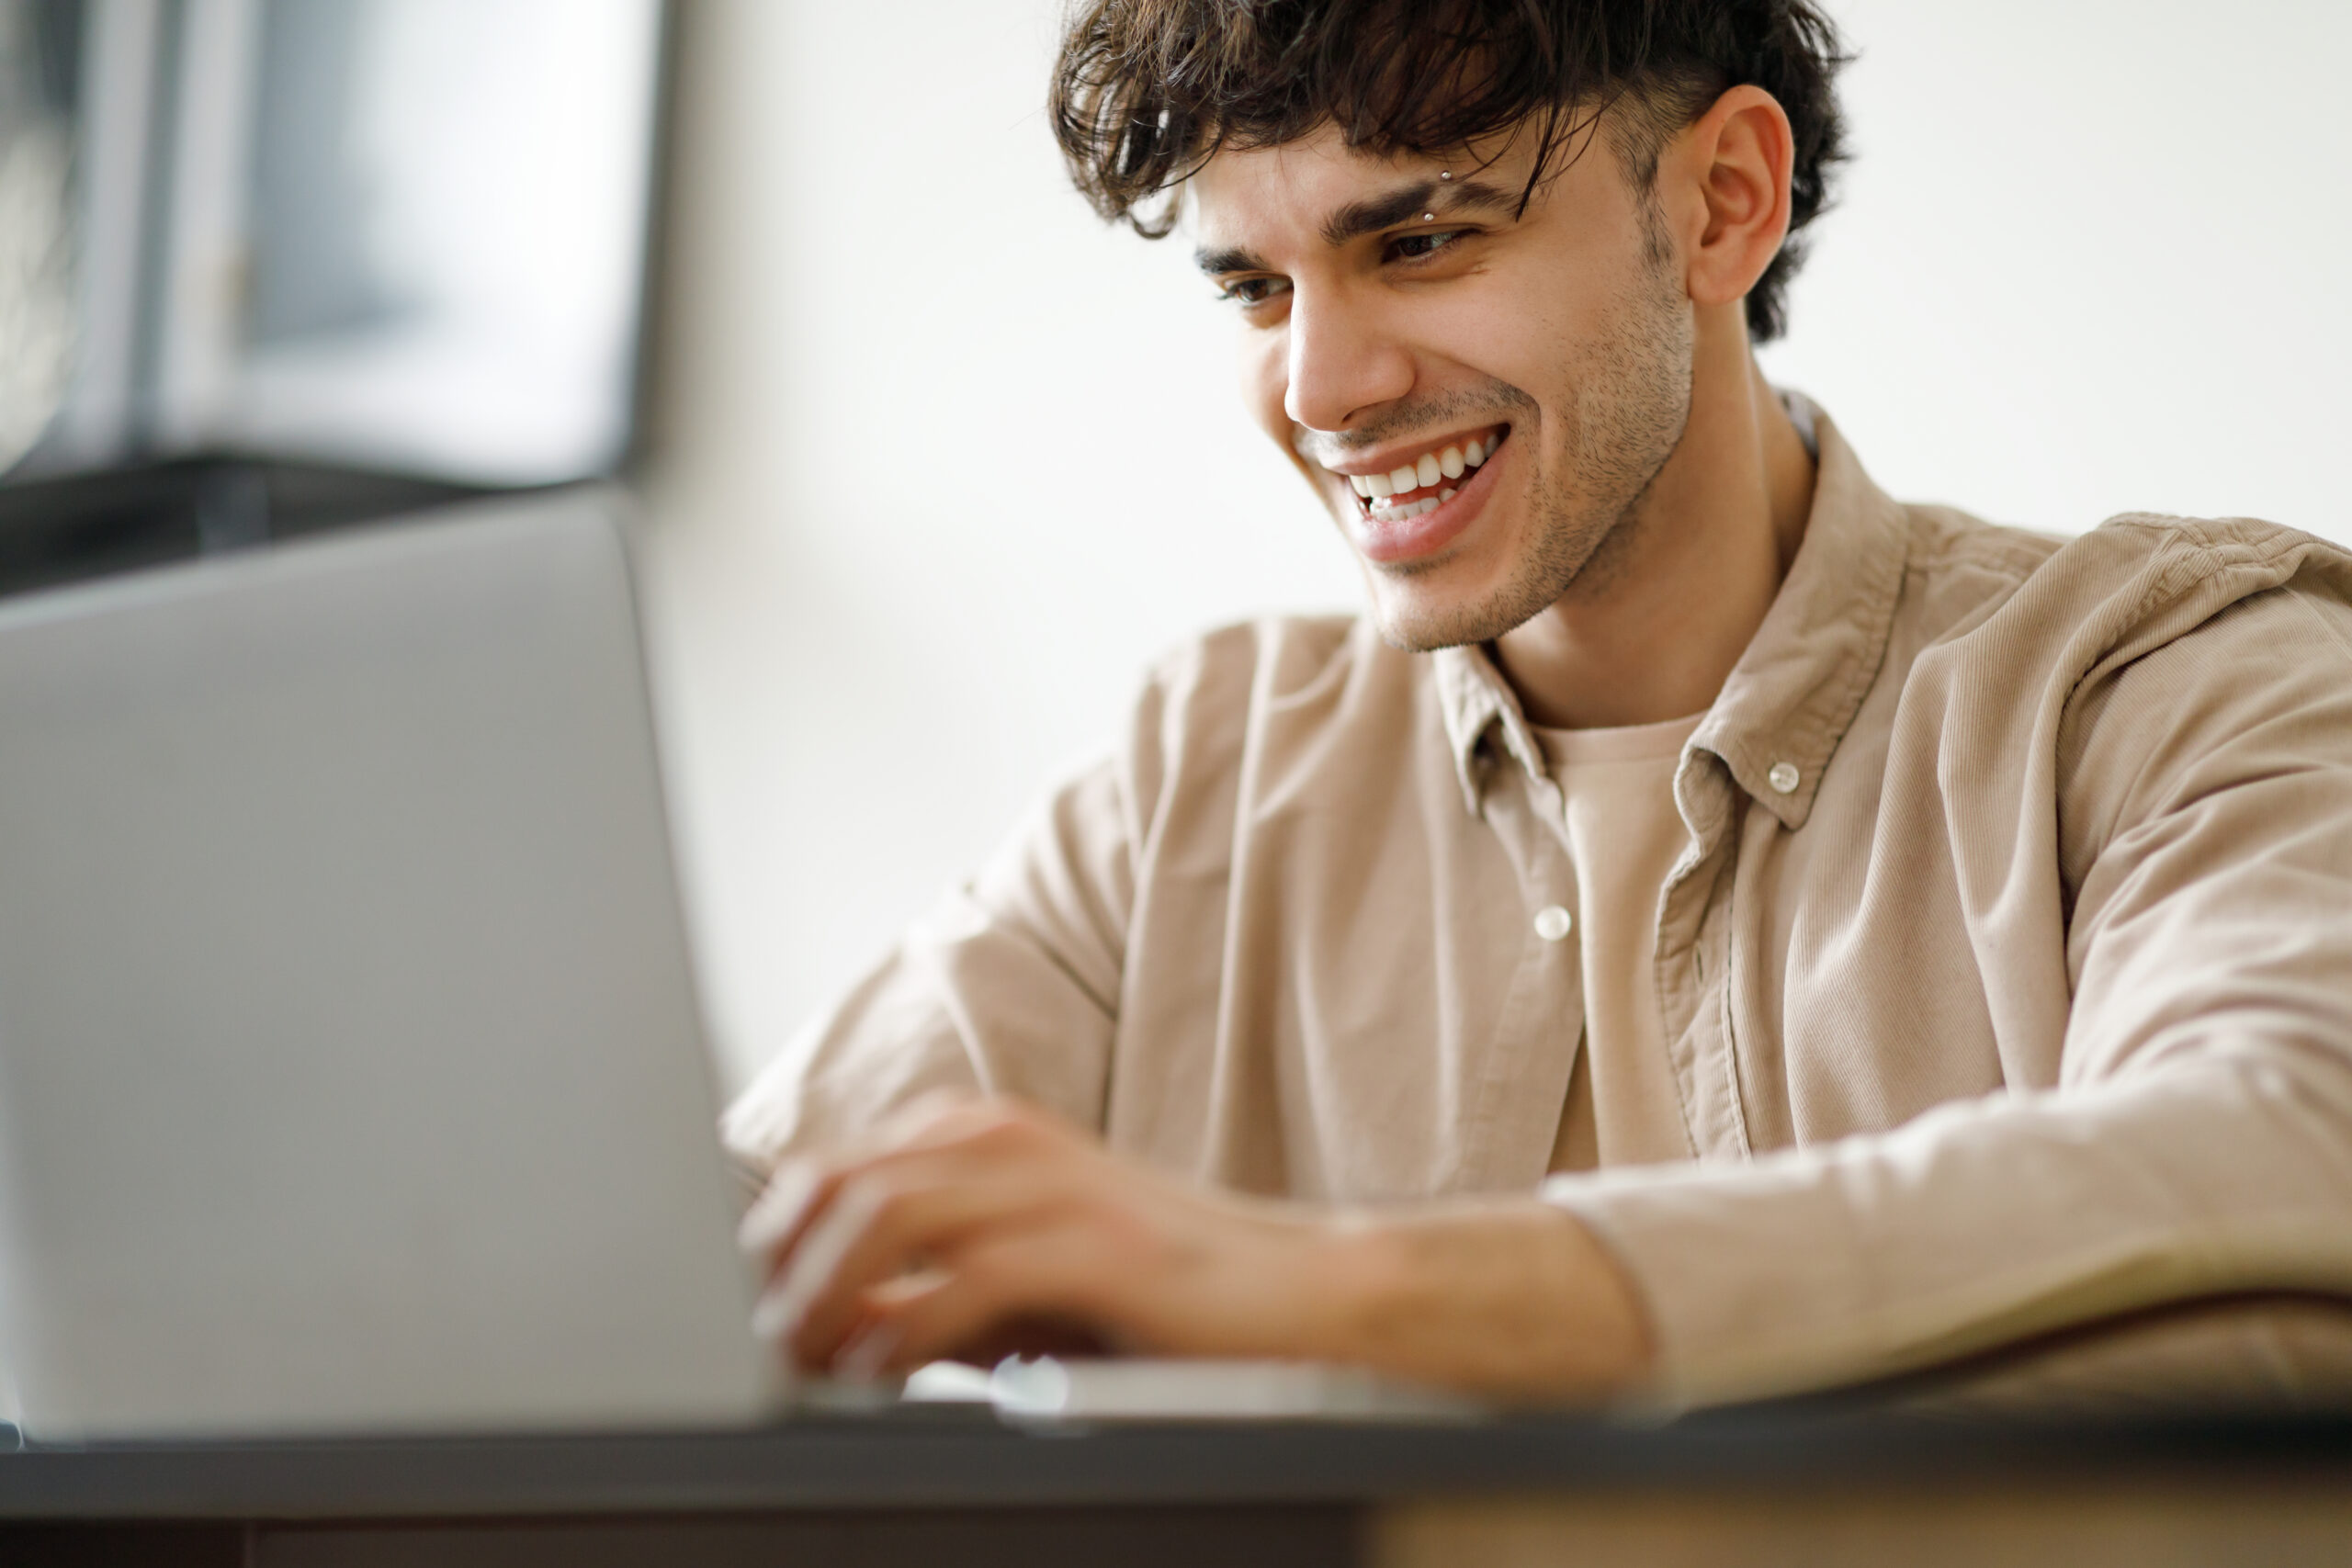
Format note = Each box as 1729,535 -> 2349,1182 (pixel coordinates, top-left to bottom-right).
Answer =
1193,244 -> 1268,276
1319,177 -> 1519,248
1193,176 -> 1523,276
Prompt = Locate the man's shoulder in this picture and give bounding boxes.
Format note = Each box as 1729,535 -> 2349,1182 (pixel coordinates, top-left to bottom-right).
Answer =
2037,513 -> 2352,717
1898,502 -> 2352,665
2066,510 -> 2352,606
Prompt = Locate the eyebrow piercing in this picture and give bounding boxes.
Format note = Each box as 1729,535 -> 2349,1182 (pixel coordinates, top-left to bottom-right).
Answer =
1423,212 -> 1435,221
1439,171 -> 1452,180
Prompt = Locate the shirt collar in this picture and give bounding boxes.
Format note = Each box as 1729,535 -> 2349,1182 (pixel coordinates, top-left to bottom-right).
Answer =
1430,402 -> 1909,829
1432,638 -> 1544,816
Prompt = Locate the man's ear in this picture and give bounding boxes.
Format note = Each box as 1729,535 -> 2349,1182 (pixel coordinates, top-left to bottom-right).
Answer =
1670,85 -> 1795,320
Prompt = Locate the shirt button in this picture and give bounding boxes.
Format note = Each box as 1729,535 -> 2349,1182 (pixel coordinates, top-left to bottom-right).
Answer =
1533,905 -> 1575,942
1768,761 -> 1801,795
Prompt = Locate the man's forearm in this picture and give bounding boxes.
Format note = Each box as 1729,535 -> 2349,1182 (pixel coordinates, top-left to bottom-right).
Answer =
1306,1200 -> 1655,1401
1541,1053 -> 2352,1406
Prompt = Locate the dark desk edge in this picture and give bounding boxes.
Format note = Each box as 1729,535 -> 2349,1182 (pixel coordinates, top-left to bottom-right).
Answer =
6,1407 -> 2352,1521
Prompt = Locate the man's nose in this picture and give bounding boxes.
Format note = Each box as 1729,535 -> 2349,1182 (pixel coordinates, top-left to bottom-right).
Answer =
1283,290 -> 1414,434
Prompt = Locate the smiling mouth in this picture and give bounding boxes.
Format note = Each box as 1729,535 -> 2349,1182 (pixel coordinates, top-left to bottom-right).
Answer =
1330,426 -> 1510,522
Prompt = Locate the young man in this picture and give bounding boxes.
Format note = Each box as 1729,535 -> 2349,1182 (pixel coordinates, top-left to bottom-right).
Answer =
725,0 -> 2352,1406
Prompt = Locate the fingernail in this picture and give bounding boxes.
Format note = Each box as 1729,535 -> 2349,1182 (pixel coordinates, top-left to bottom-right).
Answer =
738,1163 -> 818,1252
832,1322 -> 903,1384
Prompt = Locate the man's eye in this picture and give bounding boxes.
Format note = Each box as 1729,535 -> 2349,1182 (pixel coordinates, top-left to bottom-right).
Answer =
1217,276 -> 1291,308
1388,229 -> 1470,264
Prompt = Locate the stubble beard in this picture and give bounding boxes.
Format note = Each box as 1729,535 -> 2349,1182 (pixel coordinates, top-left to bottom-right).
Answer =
1365,251 -> 1695,654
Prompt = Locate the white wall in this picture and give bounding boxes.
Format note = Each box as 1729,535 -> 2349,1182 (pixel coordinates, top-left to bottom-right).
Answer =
639,0 -> 2352,1089
1761,0 -> 2352,536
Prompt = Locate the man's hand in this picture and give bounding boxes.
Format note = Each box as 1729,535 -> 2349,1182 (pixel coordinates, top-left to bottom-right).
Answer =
739,1095 -> 1655,1401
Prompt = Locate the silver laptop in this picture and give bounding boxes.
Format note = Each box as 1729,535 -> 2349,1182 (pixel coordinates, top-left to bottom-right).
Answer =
0,491 -> 792,1440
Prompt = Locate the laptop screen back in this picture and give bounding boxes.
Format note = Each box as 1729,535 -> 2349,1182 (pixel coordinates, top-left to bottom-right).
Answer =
0,493 -> 775,1438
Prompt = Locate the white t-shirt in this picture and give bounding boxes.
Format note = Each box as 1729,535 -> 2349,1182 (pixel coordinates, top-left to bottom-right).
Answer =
1532,711 -> 1706,1172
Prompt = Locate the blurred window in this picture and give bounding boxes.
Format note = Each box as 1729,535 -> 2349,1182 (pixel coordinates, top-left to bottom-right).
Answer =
0,0 -> 82,474
226,0 -> 664,483
9,0 -> 664,489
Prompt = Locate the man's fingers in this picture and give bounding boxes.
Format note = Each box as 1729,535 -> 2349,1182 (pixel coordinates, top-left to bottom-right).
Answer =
736,1094 -> 1114,1370
852,1229 -> 1124,1373
737,1094 -> 1062,1274
758,1157 -> 1069,1369
738,1159 -> 826,1262
735,1096 -> 988,1280
749,1172 -> 887,1347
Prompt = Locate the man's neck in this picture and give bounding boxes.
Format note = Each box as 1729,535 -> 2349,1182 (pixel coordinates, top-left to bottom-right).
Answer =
1491,321 -> 1816,731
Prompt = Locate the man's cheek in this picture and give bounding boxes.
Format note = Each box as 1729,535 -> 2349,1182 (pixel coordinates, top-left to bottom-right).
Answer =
1238,337 -> 1291,449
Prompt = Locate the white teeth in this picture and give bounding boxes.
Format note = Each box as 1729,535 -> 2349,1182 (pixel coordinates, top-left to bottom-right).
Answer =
1367,489 -> 1457,523
1336,431 -> 1501,506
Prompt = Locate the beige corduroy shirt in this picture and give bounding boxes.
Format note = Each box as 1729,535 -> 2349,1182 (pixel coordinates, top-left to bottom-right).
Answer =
724,408 -> 2352,1409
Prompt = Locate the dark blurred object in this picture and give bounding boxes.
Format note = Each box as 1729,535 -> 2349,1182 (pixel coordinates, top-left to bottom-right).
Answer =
0,456 -> 479,600
1,0 -> 668,600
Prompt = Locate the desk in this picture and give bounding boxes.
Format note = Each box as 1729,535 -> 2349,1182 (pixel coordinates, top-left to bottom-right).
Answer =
6,1406 -> 2351,1566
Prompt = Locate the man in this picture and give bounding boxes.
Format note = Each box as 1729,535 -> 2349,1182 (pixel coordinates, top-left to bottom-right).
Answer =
724,0 -> 2352,1407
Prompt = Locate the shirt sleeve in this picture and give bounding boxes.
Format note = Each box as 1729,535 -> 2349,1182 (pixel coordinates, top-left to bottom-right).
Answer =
720,746 -> 1141,1170
1541,582 -> 2352,1409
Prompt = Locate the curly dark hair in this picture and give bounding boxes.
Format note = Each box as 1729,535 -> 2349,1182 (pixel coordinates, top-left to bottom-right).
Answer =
1049,0 -> 1850,342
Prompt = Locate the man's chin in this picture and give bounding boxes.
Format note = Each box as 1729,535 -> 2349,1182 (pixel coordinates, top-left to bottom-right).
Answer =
1359,509 -> 1617,652
1364,584 -> 1535,655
